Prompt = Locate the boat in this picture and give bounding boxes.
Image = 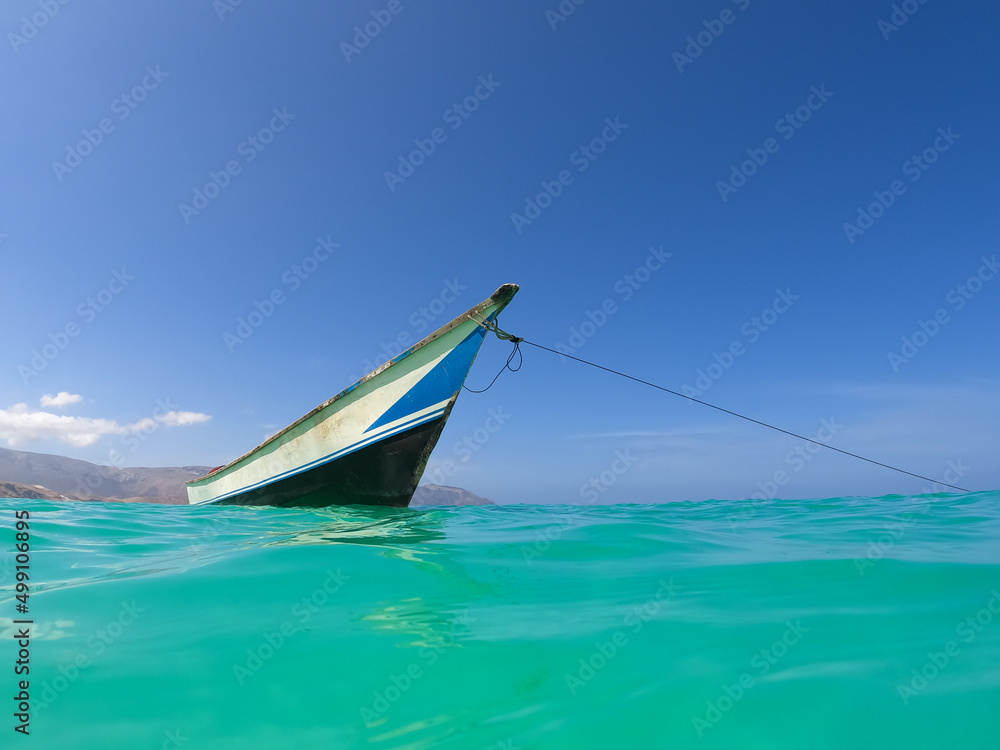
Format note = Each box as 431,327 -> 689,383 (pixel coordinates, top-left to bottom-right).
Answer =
186,284 -> 519,508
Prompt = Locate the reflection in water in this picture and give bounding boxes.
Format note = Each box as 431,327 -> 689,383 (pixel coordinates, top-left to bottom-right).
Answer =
259,505 -> 447,549
253,506 -> 502,648
178,503 -> 496,648
32,500 -> 508,650
363,597 -> 477,650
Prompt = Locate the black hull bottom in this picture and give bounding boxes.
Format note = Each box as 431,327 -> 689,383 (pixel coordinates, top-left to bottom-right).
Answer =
217,416 -> 448,508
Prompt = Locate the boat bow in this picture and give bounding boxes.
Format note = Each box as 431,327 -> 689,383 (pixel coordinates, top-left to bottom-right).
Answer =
187,284 -> 519,507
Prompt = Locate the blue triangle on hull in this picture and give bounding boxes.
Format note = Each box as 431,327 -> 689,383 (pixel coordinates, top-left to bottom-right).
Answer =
364,325 -> 488,434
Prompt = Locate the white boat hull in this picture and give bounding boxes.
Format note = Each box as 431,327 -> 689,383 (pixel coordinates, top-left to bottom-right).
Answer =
186,284 -> 518,507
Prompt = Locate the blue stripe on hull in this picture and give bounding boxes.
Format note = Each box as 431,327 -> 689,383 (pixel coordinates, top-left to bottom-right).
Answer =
364,324 -> 489,434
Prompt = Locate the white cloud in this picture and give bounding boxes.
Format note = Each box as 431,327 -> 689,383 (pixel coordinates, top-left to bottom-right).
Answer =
156,410 -> 212,427
0,403 -> 212,448
40,392 -> 83,408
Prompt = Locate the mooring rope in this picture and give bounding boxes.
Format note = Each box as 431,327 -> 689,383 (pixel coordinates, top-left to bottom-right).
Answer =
470,320 -> 971,493
463,339 -> 522,393
462,315 -> 523,393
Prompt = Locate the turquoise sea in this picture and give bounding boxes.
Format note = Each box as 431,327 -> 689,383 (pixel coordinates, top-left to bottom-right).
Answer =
2,492 -> 999,749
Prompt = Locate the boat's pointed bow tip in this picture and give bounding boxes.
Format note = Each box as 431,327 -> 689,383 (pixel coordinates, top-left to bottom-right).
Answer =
491,283 -> 520,308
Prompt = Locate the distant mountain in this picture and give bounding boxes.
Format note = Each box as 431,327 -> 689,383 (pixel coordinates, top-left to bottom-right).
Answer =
0,481 -> 73,502
0,446 -> 494,506
0,446 -> 208,501
411,484 -> 494,506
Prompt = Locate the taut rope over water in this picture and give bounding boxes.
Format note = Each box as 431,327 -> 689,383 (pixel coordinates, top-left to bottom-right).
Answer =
471,320 -> 971,493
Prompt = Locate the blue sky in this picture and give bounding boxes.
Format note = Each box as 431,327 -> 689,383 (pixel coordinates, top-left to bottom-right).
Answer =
1,0 -> 997,504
